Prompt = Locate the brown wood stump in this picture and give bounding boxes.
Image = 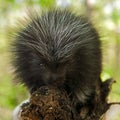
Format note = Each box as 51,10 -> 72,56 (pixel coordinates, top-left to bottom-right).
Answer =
17,78 -> 120,120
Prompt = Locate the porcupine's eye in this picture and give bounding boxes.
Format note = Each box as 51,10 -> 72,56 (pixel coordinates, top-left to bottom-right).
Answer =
39,63 -> 45,69
39,63 -> 43,67
30,53 -> 46,70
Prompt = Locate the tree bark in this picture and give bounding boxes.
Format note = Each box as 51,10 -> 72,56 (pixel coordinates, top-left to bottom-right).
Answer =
14,78 -> 120,120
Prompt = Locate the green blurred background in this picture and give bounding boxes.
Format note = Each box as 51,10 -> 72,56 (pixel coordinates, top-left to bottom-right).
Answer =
0,0 -> 120,119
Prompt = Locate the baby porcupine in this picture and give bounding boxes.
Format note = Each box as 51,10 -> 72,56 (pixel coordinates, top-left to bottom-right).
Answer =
12,10 -> 102,107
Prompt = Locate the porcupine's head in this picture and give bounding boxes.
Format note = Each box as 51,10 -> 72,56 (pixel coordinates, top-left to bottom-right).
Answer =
12,9 -> 101,92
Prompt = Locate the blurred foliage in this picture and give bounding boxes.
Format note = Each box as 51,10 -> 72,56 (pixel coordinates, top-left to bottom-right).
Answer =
0,0 -> 120,119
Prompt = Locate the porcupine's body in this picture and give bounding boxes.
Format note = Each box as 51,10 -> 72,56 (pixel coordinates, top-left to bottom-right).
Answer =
12,10 -> 102,109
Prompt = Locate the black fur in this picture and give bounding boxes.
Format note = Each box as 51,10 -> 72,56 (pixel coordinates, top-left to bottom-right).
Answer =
12,10 -> 102,106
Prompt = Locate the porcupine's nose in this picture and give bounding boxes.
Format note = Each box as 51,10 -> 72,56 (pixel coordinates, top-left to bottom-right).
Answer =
47,73 -> 65,86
